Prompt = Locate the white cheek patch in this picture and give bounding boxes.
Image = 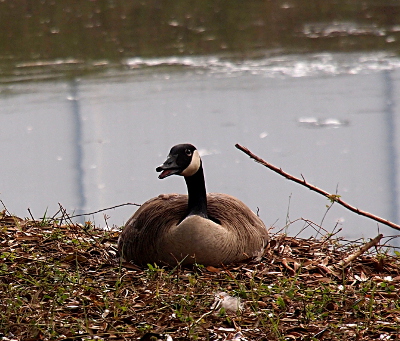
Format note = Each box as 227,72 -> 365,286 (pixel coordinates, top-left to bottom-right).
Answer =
181,150 -> 201,177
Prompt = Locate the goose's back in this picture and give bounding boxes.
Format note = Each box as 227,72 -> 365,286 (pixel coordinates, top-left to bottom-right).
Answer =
118,193 -> 268,265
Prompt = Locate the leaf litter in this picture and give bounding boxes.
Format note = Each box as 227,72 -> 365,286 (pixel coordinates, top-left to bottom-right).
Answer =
0,211 -> 399,340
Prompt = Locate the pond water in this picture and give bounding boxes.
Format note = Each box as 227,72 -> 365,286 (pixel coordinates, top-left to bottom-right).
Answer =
1,0 -> 400,245
1,52 -> 400,245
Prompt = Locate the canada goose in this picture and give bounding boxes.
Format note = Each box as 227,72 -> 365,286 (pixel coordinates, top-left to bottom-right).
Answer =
118,143 -> 269,266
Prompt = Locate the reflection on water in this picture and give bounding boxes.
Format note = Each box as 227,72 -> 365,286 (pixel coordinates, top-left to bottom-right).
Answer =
383,70 -> 399,226
0,52 -> 400,246
69,79 -> 86,223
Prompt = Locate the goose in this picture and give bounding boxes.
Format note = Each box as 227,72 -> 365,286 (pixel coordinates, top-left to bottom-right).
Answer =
118,143 -> 269,266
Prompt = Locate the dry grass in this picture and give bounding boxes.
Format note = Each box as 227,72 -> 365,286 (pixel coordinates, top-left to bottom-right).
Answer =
1,210 -> 400,341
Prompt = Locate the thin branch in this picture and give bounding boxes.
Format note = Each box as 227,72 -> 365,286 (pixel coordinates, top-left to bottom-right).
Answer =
235,143 -> 400,231
328,234 -> 383,270
68,203 -> 141,219
0,199 -> 11,216
27,208 -> 35,221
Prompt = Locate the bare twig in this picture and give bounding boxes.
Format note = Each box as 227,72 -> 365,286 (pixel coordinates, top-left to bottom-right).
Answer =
27,208 -> 35,221
328,234 -> 383,270
0,199 -> 11,216
58,203 -> 97,246
58,203 -> 76,227
68,203 -> 141,219
235,143 -> 400,231
298,218 -> 330,237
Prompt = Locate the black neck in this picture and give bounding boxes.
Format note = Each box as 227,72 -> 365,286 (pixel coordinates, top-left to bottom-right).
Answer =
184,163 -> 208,218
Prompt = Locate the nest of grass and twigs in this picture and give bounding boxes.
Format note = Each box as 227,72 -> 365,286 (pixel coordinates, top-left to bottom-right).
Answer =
1,210 -> 400,341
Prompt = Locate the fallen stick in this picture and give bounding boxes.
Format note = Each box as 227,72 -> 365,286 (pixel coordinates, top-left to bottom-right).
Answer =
331,233 -> 383,270
235,143 -> 400,232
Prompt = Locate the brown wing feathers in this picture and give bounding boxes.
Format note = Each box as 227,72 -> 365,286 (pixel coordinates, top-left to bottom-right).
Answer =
118,193 -> 268,265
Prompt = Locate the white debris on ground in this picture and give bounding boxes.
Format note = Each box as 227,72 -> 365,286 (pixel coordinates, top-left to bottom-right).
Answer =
211,291 -> 243,313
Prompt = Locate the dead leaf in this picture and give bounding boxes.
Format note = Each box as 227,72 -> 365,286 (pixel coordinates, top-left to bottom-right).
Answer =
62,253 -> 88,264
206,265 -> 221,273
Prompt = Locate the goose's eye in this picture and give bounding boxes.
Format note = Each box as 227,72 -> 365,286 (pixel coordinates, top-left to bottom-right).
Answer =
185,149 -> 192,156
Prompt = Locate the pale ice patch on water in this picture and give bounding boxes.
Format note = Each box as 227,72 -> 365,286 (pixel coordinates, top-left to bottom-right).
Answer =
297,117 -> 350,129
125,56 -> 219,68
9,52 -> 400,82
124,52 -> 400,78
198,148 -> 220,157
302,21 -> 387,39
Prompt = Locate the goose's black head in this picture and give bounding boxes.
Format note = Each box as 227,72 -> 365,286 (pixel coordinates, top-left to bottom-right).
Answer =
156,143 -> 201,179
